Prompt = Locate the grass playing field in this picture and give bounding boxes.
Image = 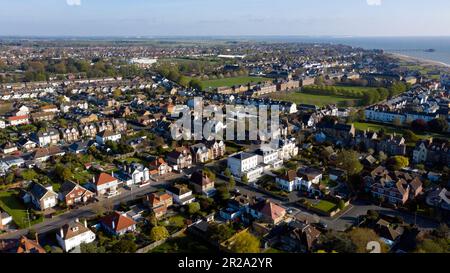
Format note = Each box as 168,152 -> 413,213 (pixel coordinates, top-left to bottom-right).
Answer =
201,76 -> 270,90
269,91 -> 360,107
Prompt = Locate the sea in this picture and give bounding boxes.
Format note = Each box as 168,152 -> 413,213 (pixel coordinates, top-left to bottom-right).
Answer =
237,36 -> 450,66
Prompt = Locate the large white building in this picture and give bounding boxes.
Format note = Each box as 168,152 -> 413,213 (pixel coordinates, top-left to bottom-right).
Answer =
227,152 -> 264,182
56,219 -> 96,252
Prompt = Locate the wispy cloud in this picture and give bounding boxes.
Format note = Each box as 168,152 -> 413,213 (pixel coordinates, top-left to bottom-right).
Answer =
66,0 -> 81,6
366,0 -> 382,6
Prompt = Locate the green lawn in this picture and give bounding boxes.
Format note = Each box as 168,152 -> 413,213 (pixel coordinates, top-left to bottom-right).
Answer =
270,92 -> 360,107
312,200 -> 337,213
0,190 -> 42,228
201,76 -> 270,90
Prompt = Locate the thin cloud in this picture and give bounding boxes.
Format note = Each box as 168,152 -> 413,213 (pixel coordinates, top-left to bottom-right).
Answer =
66,0 -> 81,6
366,0 -> 382,6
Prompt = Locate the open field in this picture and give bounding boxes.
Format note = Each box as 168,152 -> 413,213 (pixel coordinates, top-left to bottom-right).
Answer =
269,91 -> 359,107
201,76 -> 270,90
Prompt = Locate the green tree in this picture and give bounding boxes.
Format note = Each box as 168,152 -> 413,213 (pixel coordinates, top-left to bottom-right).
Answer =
207,223 -> 235,242
111,239 -> 137,253
224,168 -> 232,178
336,150 -> 363,176
150,226 -> 169,242
348,228 -> 388,253
229,231 -> 260,253
428,118 -> 449,133
21,169 -> 38,181
387,156 -> 409,171
187,202 -> 201,215
241,175 -> 249,184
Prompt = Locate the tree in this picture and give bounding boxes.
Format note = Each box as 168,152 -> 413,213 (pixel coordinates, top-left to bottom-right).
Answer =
377,151 -> 388,162
241,175 -> 249,184
403,130 -> 419,143
347,228 -> 388,253
228,177 -> 236,191
411,119 -> 427,131
319,232 -> 355,253
366,210 -> 379,221
229,231 -> 260,253
21,169 -> 38,181
149,226 -> 169,242
54,164 -> 73,181
336,150 -> 363,176
428,118 -> 449,133
111,239 -> 137,253
148,212 -> 158,227
224,168 -> 232,178
207,223 -> 235,242
187,202 -> 201,215
80,242 -> 106,253
189,78 -> 203,91
387,156 -> 409,171
415,238 -> 448,253
338,200 -> 346,210
217,185 -> 231,201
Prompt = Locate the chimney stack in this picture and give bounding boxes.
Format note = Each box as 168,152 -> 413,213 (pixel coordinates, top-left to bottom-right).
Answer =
84,219 -> 88,228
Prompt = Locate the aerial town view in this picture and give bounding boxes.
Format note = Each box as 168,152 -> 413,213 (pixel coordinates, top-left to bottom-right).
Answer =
0,0 -> 449,265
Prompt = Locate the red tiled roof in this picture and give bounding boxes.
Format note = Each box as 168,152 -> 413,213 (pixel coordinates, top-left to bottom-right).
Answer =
101,211 -> 136,232
8,115 -> 28,121
95,173 -> 117,186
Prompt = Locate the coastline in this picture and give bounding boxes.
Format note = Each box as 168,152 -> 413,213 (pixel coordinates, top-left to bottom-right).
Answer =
386,52 -> 450,69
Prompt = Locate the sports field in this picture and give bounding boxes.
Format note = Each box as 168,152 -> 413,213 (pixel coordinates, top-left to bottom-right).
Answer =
269,91 -> 360,107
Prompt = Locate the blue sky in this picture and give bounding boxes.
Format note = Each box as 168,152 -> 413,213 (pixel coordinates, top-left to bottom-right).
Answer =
0,0 -> 449,37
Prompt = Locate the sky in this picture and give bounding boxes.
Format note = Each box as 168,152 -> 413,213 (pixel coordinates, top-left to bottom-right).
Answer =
0,0 -> 450,37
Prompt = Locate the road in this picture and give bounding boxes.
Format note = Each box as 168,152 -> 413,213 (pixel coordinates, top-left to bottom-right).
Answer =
228,177 -> 441,232
0,174 -> 182,240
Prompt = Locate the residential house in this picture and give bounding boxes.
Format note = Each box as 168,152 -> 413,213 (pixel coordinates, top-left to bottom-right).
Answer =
60,127 -> 80,143
166,148 -> 192,171
144,192 -> 173,219
15,236 -> 46,253
190,143 -> 210,163
248,200 -> 286,225
56,219 -> 96,252
31,111 -> 55,122
0,142 -> 18,154
317,122 -> 356,143
148,157 -> 172,176
205,140 -> 226,160
277,138 -> 298,161
190,170 -> 216,197
31,129 -> 60,147
79,124 -> 97,138
58,181 -> 95,207
31,147 -> 65,163
255,146 -> 283,169
23,182 -> 58,211
279,220 -> 321,252
0,210 -> 13,230
7,115 -> 29,126
364,167 -> 423,205
115,163 -> 150,186
166,184 -> 195,205
95,130 -> 121,145
227,152 -> 264,182
17,138 -> 37,151
413,139 -> 450,167
275,170 -> 298,192
101,211 -> 137,236
93,172 -> 120,197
